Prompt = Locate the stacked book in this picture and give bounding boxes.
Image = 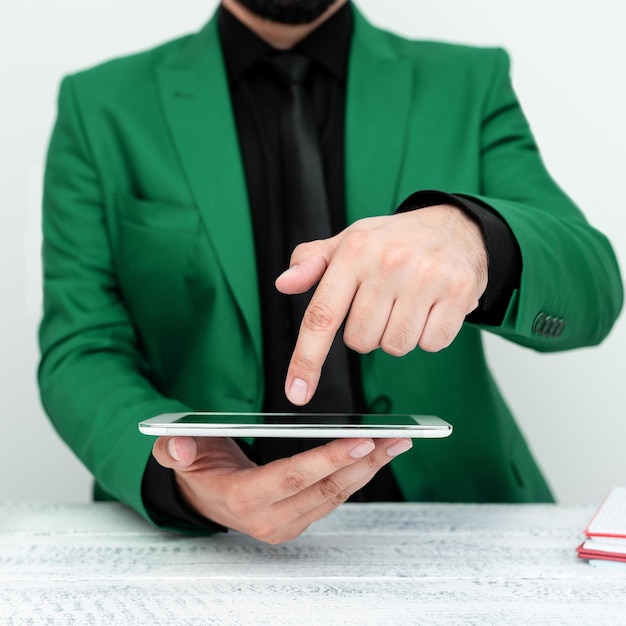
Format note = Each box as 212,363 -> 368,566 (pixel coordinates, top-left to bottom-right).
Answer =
578,486 -> 626,565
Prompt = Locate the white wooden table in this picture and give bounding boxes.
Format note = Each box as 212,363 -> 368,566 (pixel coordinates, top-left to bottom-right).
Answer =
1,502 -> 625,625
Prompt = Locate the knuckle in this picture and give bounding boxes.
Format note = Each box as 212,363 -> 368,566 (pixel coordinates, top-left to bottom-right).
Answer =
420,320 -> 458,352
418,257 -> 471,293
381,319 -> 416,357
366,449 -> 385,471
343,329 -> 374,354
317,476 -> 349,507
222,477 -> 259,518
247,518 -> 278,543
418,336 -> 439,353
379,245 -> 407,273
343,304 -> 379,354
437,319 -> 460,346
294,240 -> 316,255
225,492 -> 252,519
302,301 -> 337,332
323,441 -> 351,470
447,272 -> 474,298
248,519 -> 306,545
265,527 -> 305,545
341,229 -> 371,256
289,352 -> 317,371
282,467 -> 309,493
414,254 -> 439,278
290,240 -> 317,264
381,339 -> 409,357
467,298 -> 480,315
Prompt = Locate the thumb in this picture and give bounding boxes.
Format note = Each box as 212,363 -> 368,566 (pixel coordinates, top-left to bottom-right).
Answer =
275,239 -> 335,295
152,436 -> 198,470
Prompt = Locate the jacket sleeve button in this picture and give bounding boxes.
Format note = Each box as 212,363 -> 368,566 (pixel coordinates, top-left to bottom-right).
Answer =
542,315 -> 555,336
532,312 -> 547,335
554,319 -> 566,337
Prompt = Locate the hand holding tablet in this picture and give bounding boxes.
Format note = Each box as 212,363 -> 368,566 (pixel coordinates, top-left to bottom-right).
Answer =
145,413 -> 452,543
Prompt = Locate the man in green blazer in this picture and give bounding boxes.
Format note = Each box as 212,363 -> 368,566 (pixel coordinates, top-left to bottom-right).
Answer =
39,0 -> 622,542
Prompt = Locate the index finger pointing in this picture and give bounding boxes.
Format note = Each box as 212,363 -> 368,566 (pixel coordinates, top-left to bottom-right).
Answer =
285,271 -> 357,406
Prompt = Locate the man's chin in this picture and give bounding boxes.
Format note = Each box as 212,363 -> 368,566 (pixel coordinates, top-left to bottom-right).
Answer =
233,0 -> 340,25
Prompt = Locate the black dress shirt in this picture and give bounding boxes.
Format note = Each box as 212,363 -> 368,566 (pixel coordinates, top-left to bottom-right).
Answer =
221,4 -> 359,415
142,3 -> 522,530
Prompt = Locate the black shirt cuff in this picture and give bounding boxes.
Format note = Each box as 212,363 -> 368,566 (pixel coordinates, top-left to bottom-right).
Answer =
141,438 -> 263,533
141,454 -> 228,533
395,189 -> 522,326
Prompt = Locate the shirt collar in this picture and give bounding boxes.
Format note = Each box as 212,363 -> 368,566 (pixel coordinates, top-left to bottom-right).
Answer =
219,3 -> 353,84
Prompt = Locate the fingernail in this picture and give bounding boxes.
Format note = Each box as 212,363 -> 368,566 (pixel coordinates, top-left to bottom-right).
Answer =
386,439 -> 413,458
167,438 -> 180,462
350,440 -> 375,459
288,378 -> 308,405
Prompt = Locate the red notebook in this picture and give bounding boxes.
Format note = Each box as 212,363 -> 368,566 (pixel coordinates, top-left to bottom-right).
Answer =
577,487 -> 626,563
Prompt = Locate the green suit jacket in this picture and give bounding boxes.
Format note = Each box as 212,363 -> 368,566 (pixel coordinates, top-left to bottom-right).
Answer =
39,6 -> 623,526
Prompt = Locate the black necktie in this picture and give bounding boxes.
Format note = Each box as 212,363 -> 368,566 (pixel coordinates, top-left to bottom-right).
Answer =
265,52 -> 354,415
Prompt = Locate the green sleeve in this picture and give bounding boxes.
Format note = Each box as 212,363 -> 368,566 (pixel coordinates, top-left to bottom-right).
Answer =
467,49 -> 623,350
38,76 -> 191,523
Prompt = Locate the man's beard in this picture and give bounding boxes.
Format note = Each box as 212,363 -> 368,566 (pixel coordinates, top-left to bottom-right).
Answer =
233,0 -> 340,24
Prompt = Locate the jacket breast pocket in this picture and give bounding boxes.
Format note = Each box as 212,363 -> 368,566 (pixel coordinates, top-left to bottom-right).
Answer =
115,194 -> 200,234
113,194 -> 208,322
112,193 -> 227,382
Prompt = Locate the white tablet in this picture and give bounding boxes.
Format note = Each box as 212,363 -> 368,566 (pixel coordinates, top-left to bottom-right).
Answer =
138,412 -> 453,439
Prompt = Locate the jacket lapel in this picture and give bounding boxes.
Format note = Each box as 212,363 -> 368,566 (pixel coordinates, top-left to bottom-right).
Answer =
155,7 -> 413,370
345,7 -> 414,223
156,16 -> 262,364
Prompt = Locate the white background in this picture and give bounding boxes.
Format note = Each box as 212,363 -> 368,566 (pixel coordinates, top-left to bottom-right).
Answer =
0,0 -> 624,506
